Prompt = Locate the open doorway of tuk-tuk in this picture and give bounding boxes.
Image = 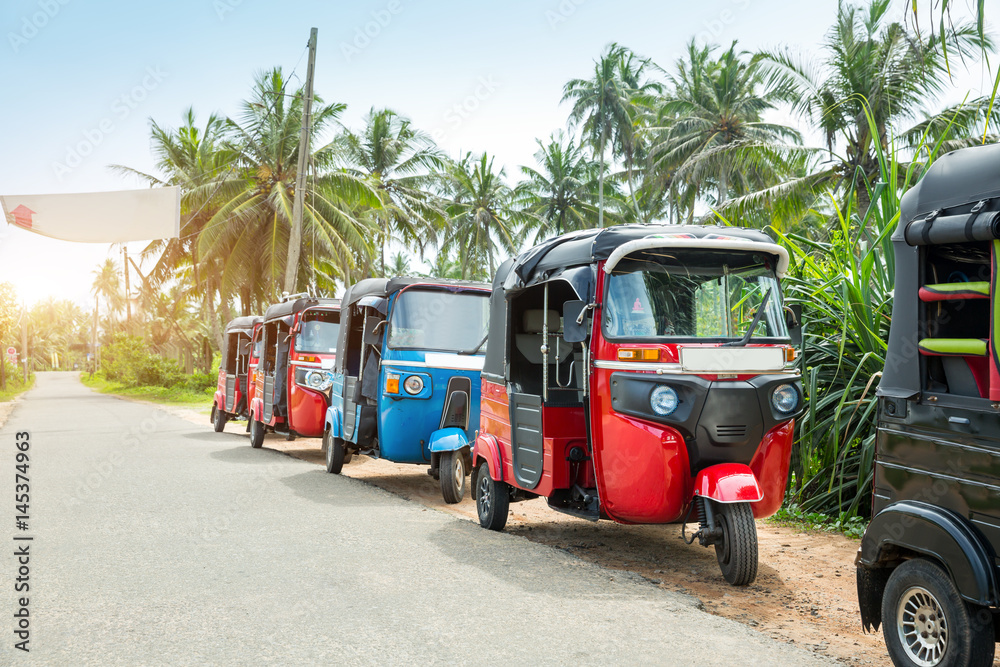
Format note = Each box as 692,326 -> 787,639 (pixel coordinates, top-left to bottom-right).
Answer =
260,320 -> 290,423
506,282 -> 586,490
341,303 -> 383,449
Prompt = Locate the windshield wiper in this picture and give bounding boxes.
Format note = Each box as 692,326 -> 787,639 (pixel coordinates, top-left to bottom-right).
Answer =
458,333 -> 488,355
722,287 -> 773,348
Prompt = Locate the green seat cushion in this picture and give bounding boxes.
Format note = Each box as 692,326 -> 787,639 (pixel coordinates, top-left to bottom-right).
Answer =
918,338 -> 988,356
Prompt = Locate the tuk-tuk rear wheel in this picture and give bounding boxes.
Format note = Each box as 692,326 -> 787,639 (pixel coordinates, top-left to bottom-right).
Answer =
439,451 -> 465,504
475,463 -> 509,531
714,501 -> 758,586
249,419 -> 264,449
213,404 -> 226,433
324,430 -> 346,474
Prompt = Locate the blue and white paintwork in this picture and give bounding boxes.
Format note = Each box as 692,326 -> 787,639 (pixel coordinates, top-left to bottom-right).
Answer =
325,292 -> 485,465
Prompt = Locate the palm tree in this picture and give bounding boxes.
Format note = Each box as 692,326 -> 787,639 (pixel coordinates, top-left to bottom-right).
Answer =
515,132 -> 611,242
563,43 -> 655,226
756,0 -> 991,212
442,153 -> 521,280
196,68 -> 381,305
92,258 -> 124,337
339,108 -> 445,275
421,249 -> 464,280
385,252 -> 411,277
648,40 -> 801,214
111,108 -> 232,346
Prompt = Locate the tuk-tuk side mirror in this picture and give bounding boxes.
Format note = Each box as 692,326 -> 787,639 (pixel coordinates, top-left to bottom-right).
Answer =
239,340 -> 251,356
290,322 -> 301,335
563,300 -> 589,343
785,305 -> 803,347
362,316 -> 384,345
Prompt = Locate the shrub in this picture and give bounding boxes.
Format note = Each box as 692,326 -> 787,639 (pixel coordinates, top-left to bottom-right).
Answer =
101,334 -> 185,389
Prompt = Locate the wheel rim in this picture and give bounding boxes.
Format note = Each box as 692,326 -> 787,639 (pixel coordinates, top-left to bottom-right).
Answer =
716,512 -> 732,566
478,471 -> 491,517
453,456 -> 464,493
896,585 -> 948,666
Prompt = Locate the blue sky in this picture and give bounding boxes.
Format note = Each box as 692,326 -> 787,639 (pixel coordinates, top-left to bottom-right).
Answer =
0,0 -> 997,305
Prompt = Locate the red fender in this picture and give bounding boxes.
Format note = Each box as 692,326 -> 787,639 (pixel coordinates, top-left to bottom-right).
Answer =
473,433 -> 503,482
693,463 -> 763,503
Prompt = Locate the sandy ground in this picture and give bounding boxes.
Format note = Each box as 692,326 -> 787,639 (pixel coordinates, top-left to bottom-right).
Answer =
154,401 -> 888,667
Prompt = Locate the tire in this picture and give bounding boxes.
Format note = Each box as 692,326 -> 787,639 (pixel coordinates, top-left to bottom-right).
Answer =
714,501 -> 758,586
324,430 -> 346,474
882,558 -> 995,667
439,450 -> 466,504
475,462 -> 509,531
212,404 -> 227,433
249,418 -> 264,449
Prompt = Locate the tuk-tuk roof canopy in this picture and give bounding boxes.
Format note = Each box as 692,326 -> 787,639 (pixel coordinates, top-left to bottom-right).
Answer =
342,276 -> 490,309
223,315 -> 261,336
503,224 -> 784,289
263,297 -> 340,323
900,143 -> 1000,225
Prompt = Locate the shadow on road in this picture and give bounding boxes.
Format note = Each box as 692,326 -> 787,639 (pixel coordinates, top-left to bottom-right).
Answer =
208,445 -> 290,465
278,470 -> 398,508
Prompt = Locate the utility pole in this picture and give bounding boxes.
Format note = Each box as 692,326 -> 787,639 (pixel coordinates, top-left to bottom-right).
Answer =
283,27 -> 318,294
123,246 -> 132,335
21,302 -> 27,383
92,295 -> 99,374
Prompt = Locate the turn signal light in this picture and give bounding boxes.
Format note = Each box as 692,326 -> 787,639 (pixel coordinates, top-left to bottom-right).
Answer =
385,374 -> 400,394
298,355 -> 320,363
785,347 -> 797,362
618,348 -> 659,361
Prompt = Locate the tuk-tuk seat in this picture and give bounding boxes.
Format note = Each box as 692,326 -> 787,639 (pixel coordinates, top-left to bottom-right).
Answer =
516,309 -> 573,365
918,281 -> 990,302
919,338 -> 989,398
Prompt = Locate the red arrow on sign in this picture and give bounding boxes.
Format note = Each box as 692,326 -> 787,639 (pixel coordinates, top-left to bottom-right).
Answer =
8,205 -> 36,229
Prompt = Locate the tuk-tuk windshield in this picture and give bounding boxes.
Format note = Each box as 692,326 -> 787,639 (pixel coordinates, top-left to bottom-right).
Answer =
388,289 -> 489,353
604,250 -> 789,341
296,310 -> 340,354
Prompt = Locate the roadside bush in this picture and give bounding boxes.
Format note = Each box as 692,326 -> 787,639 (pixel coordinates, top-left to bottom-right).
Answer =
101,334 -> 185,389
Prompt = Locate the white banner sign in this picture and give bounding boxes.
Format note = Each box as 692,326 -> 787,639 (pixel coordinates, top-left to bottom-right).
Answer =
1,187 -> 180,243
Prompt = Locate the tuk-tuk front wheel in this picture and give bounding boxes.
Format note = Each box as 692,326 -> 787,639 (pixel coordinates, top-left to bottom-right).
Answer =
249,419 -> 264,449
439,450 -> 466,504
324,431 -> 346,474
475,463 -> 509,531
212,404 -> 227,433
714,501 -> 758,586
882,558 -> 994,667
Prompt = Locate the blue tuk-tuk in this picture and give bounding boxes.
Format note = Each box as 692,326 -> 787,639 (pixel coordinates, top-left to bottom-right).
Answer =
323,277 -> 491,503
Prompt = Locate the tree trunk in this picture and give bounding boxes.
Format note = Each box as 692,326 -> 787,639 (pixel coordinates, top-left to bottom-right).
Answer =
717,156 -> 728,207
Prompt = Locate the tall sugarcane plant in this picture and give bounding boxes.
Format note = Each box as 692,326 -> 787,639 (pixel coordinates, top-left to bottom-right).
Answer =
768,101 -> 964,518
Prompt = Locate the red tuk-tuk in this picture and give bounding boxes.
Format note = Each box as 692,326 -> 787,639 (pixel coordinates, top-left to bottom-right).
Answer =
471,225 -> 803,585
212,315 -> 261,432
248,294 -> 341,448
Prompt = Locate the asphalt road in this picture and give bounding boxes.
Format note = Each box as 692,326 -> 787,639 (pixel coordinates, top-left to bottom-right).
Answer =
0,373 -> 833,665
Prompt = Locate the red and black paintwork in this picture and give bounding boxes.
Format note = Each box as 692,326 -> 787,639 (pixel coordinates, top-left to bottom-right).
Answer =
248,296 -> 340,439
472,225 -> 802,584
213,316 -> 261,423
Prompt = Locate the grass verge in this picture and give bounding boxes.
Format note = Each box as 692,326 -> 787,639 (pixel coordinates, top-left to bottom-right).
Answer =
81,372 -> 214,410
0,375 -> 35,402
767,502 -> 867,539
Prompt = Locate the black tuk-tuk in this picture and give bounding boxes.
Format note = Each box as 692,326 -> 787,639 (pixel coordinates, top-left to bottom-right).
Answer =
857,143 -> 1000,666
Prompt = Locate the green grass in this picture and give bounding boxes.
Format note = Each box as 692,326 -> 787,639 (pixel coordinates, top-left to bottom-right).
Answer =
81,372 -> 214,410
0,375 -> 35,402
767,502 -> 868,540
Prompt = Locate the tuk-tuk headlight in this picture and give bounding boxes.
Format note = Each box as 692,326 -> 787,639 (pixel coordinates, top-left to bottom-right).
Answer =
771,384 -> 798,413
296,367 -> 334,392
650,385 -> 679,416
403,375 -> 424,395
